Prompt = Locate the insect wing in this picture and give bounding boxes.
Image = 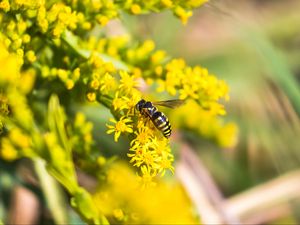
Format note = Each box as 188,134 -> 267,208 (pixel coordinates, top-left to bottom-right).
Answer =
153,99 -> 185,109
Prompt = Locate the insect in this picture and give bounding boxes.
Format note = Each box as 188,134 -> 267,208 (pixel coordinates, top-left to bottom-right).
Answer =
135,99 -> 184,138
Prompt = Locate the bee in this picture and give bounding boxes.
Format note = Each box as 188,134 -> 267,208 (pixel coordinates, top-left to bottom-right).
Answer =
135,99 -> 184,138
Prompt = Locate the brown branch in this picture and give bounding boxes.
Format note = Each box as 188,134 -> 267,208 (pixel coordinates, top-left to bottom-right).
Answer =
176,143 -> 241,225
224,170 -> 300,224
176,142 -> 300,224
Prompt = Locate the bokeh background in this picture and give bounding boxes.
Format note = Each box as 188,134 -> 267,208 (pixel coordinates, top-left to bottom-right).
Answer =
122,0 -> 300,223
1,0 -> 300,224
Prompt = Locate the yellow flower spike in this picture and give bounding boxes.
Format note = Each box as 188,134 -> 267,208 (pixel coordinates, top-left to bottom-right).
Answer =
131,4 -> 141,15
106,116 -> 133,142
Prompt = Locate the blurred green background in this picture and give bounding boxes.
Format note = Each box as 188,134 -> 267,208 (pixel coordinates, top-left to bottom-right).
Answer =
122,0 -> 300,205
1,0 -> 300,224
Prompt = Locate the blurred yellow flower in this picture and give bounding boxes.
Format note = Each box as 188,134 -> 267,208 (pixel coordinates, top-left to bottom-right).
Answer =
93,162 -> 198,224
131,4 -> 142,14
0,138 -> 18,161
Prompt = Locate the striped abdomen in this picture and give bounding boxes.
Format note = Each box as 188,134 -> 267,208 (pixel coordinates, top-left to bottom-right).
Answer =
151,111 -> 172,138
139,101 -> 172,138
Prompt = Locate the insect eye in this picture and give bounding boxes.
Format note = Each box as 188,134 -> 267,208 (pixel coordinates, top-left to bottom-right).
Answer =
144,102 -> 152,108
136,99 -> 145,111
135,103 -> 140,111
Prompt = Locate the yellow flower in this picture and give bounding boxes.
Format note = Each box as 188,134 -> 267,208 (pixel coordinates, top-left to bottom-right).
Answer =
0,0 -> 10,12
90,79 -> 100,90
151,50 -> 166,65
188,0 -> 209,7
113,208 -> 125,221
66,79 -> 74,90
174,6 -> 193,25
130,126 -> 152,146
93,163 -> 198,223
179,84 -> 199,99
139,165 -> 157,188
128,118 -> 174,179
119,71 -> 139,93
99,73 -> 116,94
96,15 -> 109,26
112,91 -> 129,111
131,4 -> 141,15
0,138 -> 18,161
106,116 -> 133,142
124,89 -> 141,115
128,144 -> 157,167
86,92 -> 96,102
161,0 -> 173,8
26,50 -> 36,62
9,128 -> 31,149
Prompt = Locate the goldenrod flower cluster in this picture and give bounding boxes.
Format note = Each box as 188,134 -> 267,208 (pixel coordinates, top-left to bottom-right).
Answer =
93,162 -> 197,224
0,0 -> 237,223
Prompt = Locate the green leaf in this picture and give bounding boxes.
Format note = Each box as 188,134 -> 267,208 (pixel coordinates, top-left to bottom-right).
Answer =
239,27 -> 300,116
34,159 -> 69,224
48,94 -> 72,156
